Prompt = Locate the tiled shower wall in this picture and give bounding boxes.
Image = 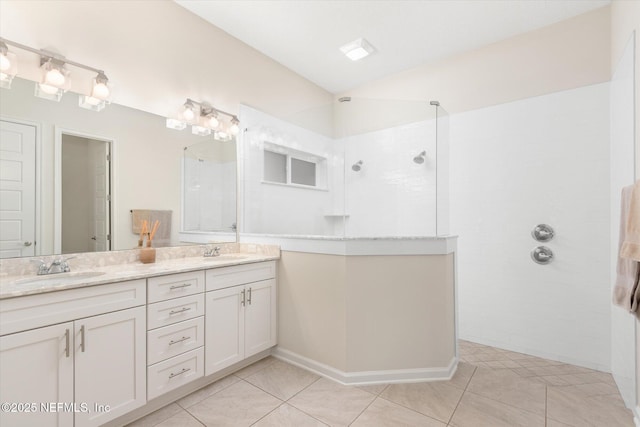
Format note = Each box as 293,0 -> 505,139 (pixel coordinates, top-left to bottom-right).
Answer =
240,105 -> 444,237
450,82 -> 611,371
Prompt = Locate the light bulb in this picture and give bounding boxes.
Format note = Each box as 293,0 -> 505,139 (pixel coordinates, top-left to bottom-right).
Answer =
39,83 -> 60,95
0,54 -> 10,72
183,108 -> 195,121
92,82 -> 110,100
45,68 -> 65,87
229,118 -> 240,135
207,115 -> 219,129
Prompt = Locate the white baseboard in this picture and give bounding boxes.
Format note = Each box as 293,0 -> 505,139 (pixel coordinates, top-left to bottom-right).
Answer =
272,346 -> 458,386
634,406 -> 640,427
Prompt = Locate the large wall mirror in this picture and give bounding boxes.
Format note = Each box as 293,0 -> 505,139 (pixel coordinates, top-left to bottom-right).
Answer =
0,77 -> 237,259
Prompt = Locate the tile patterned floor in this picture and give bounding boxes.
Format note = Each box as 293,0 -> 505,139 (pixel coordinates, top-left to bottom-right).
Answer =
127,341 -> 635,426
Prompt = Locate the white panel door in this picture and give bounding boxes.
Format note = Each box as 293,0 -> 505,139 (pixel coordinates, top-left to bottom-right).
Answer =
0,120 -> 36,258
74,306 -> 146,427
89,141 -> 110,252
205,286 -> 244,376
244,279 -> 277,358
0,322 -> 74,427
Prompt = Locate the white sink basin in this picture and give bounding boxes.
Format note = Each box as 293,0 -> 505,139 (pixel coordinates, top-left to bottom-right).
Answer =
15,271 -> 106,286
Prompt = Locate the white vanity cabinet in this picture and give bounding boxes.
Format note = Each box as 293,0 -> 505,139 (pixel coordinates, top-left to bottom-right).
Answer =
146,271 -> 206,400
0,279 -> 146,427
205,262 -> 277,376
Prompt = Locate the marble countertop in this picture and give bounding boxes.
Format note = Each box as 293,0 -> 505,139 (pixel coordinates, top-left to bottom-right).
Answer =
0,253 -> 279,300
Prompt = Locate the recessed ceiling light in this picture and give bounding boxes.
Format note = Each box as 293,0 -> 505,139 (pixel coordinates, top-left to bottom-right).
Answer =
340,38 -> 375,61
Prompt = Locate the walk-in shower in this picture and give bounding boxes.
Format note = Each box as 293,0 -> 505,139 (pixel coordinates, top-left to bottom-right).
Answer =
238,97 -> 449,238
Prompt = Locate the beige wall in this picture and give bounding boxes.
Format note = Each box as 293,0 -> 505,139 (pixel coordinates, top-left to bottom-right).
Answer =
0,0 -> 331,120
341,6 -> 611,114
278,252 -> 455,373
345,254 -> 455,371
278,252 -> 347,370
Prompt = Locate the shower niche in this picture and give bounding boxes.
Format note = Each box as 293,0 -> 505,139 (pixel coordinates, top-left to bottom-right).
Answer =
239,97 -> 450,238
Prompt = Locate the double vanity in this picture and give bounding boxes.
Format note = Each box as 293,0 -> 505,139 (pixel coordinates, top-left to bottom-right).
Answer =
0,245 -> 278,427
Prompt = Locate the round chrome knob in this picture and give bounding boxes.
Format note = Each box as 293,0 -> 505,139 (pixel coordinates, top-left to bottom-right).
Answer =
532,224 -> 555,242
531,246 -> 554,265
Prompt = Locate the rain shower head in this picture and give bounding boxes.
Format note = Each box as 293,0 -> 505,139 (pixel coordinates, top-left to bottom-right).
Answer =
352,160 -> 363,171
413,151 -> 427,164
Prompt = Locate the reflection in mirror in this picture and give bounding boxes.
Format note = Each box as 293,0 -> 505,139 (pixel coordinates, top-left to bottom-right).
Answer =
60,132 -> 111,254
181,140 -> 237,244
0,77 -> 238,258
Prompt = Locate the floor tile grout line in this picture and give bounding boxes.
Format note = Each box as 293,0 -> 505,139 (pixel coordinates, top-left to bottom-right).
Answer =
280,377 -> 332,426
446,365 -> 477,425
346,393 -> 378,426
183,409 -> 206,427
374,394 -> 449,426
248,401 -> 287,426
177,374 -> 241,410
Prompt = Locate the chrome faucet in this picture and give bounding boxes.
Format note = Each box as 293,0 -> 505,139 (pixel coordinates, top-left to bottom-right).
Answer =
203,246 -> 221,257
32,256 -> 75,275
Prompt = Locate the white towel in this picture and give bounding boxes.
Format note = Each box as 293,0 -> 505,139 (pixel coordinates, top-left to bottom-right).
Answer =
131,209 -> 172,247
613,183 -> 640,316
621,180 -> 640,261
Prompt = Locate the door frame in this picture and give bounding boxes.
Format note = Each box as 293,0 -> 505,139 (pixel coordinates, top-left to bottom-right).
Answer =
0,115 -> 42,257
54,127 -> 115,254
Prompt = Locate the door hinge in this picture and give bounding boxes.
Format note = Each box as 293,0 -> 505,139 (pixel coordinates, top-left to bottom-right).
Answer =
107,234 -> 111,241
107,194 -> 111,202
107,154 -> 111,162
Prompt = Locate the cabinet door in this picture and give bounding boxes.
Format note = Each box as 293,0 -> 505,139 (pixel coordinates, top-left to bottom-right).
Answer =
0,322 -> 74,427
74,306 -> 146,427
205,286 -> 244,376
245,279 -> 277,358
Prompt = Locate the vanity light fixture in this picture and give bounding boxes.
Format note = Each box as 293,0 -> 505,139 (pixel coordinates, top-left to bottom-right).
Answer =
167,98 -> 240,140
340,38 -> 376,61
79,71 -> 111,111
35,57 -> 71,101
0,41 -> 17,89
0,37 -> 112,110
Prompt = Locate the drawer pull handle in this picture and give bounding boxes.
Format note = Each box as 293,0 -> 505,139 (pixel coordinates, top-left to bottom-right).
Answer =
65,329 -> 70,358
247,287 -> 252,305
241,289 -> 246,307
168,336 -> 191,346
169,307 -> 191,315
169,283 -> 192,290
80,325 -> 86,352
169,368 -> 191,379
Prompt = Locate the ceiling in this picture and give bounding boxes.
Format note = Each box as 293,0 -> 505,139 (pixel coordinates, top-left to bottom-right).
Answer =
175,0 -> 610,94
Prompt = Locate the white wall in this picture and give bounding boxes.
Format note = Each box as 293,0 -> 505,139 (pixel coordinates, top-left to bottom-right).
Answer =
241,105 -> 445,237
610,33 -> 636,408
240,105 -> 341,236
451,83 -> 611,370
344,120 -> 439,237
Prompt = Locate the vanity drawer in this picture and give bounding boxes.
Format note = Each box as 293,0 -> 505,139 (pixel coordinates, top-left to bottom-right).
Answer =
0,279 -> 146,336
147,347 -> 204,400
147,294 -> 204,330
147,316 -> 205,365
147,271 -> 205,303
206,261 -> 276,291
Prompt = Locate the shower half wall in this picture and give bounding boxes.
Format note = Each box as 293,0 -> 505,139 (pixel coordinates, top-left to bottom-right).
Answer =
238,99 -> 457,384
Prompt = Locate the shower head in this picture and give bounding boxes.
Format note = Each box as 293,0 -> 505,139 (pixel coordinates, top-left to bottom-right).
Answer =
413,151 -> 427,164
352,160 -> 363,171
